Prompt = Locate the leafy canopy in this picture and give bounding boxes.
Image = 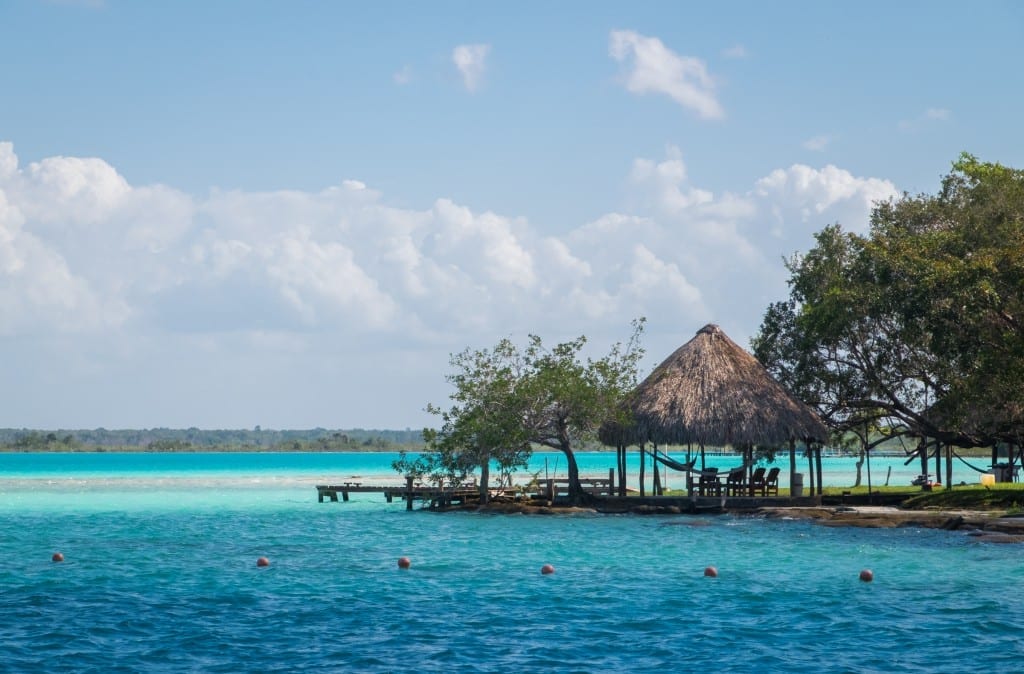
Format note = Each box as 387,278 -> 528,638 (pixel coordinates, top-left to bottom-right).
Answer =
754,154 -> 1024,448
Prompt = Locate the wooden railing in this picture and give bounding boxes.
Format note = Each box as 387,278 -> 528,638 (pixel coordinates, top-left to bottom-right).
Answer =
535,469 -> 616,499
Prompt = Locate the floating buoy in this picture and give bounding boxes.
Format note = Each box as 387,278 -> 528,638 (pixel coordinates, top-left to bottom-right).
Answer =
859,569 -> 873,582
52,552 -> 64,563
256,556 -> 270,567
540,564 -> 555,575
397,556 -> 411,569
703,566 -> 718,578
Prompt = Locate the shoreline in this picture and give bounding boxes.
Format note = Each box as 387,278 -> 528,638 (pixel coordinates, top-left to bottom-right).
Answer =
461,500 -> 1024,542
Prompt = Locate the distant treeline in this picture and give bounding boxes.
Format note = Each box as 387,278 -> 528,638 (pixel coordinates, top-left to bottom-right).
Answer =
0,428 -> 427,452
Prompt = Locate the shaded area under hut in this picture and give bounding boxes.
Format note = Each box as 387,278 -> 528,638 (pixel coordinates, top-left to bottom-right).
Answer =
600,323 -> 829,499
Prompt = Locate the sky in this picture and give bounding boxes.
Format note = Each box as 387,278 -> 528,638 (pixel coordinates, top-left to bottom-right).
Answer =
1,1 -> 1022,430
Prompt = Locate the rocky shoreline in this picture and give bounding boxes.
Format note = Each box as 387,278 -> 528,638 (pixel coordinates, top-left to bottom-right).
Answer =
465,500 -> 1024,543
758,505 -> 1024,542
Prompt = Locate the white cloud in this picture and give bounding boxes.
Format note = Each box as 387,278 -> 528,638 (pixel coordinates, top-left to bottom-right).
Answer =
722,44 -> 747,59
802,135 -> 832,152
754,163 -> 899,233
609,30 -> 723,119
0,141 -> 903,427
452,43 -> 490,92
900,107 -> 952,130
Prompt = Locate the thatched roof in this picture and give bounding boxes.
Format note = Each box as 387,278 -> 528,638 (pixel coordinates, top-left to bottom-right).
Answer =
601,323 -> 828,447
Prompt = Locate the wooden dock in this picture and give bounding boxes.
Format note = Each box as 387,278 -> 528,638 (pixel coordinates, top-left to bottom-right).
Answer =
316,477 -> 479,510
318,470 -> 618,509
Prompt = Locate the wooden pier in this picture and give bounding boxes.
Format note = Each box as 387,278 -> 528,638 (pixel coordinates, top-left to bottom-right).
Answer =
316,477 -> 479,510
318,470 -> 618,509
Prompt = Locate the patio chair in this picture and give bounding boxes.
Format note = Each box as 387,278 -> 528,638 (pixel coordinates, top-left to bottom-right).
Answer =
763,467 -> 781,496
697,467 -> 721,496
749,467 -> 767,496
724,466 -> 747,496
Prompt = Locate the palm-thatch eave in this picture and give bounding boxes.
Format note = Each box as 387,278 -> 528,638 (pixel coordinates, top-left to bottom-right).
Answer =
605,323 -> 828,448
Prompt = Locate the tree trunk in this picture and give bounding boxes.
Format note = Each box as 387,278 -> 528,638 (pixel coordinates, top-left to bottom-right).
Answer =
919,439 -> 929,484
853,448 -> 864,487
557,442 -> 591,505
479,459 -> 490,504
815,445 -> 823,496
945,443 -> 953,490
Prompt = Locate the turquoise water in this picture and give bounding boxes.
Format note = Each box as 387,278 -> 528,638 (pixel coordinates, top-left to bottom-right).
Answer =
1,453 -> 1020,672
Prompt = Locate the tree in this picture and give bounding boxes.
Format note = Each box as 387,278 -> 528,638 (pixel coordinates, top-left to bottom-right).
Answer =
415,319 -> 645,505
753,155 -> 1024,475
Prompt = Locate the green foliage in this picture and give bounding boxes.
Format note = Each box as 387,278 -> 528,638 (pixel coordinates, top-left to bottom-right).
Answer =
0,428 -> 426,452
903,484 -> 1024,510
418,319 -> 646,501
754,155 -> 1024,449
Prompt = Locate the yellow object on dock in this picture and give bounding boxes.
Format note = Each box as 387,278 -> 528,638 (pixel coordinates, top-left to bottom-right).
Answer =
980,473 -> 996,486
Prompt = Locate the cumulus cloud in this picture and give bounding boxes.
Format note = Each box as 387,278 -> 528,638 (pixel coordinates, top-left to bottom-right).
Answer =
609,30 -> 723,119
0,141 -> 905,427
0,141 -> 900,346
754,164 -> 898,231
802,135 -> 832,152
452,43 -> 490,92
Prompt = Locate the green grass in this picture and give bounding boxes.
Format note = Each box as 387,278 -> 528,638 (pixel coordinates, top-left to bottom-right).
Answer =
637,483 -> 1024,511
902,484 -> 1024,510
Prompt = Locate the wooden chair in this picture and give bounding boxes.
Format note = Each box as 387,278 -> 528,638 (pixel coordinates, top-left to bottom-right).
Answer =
763,467 -> 781,496
724,466 -> 747,496
749,467 -> 767,496
697,467 -> 721,496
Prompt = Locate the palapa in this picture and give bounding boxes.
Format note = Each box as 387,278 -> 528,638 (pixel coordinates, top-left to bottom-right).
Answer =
604,323 -> 827,447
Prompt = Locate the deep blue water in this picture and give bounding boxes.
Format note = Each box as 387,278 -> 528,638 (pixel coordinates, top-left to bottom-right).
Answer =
1,453 -> 1019,672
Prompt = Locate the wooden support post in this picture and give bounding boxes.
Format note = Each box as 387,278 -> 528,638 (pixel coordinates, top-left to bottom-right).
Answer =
815,445 -> 823,496
609,468 -> 615,497
639,445 -> 646,497
788,439 -> 796,499
945,443 -> 953,489
406,476 -> 414,511
342,491 -> 349,502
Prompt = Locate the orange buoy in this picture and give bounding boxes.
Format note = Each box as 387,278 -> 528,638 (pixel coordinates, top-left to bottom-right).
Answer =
703,566 -> 718,578
859,569 -> 874,582
540,564 -> 555,575
397,556 -> 411,569
52,552 -> 64,563
256,556 -> 270,567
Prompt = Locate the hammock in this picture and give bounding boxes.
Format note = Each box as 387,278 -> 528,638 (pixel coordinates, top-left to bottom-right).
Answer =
952,450 -> 992,474
648,449 -> 755,475
649,451 -> 698,473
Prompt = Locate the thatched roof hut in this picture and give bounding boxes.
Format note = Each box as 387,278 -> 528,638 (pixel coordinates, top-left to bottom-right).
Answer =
603,323 -> 827,447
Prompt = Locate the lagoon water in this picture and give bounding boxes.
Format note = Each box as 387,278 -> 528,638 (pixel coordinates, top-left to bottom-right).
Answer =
2,452 -> 1021,672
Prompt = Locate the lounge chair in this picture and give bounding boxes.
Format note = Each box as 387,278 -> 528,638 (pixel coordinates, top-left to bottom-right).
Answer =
749,467 -> 767,496
724,466 -> 747,496
763,467 -> 780,496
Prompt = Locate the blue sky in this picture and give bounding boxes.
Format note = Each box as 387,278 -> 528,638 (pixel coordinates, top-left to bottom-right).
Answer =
1,0 -> 1022,430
